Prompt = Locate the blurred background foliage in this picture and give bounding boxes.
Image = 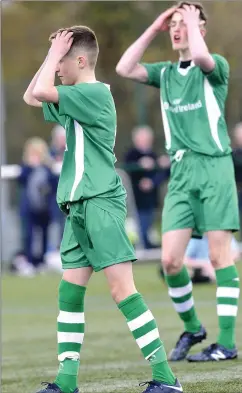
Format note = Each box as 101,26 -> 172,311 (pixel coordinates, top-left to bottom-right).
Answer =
2,0 -> 242,163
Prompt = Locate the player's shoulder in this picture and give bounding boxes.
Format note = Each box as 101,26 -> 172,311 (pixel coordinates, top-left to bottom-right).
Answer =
75,81 -> 112,96
211,53 -> 229,68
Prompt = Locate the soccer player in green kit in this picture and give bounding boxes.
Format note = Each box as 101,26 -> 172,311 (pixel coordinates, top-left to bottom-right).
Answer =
24,26 -> 182,393
116,1 -> 240,362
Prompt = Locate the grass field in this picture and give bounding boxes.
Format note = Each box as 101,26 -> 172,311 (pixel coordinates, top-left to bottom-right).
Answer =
2,263 -> 242,393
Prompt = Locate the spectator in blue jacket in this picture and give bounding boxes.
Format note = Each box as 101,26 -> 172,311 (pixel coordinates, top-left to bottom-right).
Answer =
15,137 -> 57,274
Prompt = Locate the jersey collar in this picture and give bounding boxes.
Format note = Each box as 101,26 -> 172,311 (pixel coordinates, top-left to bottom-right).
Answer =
177,60 -> 195,76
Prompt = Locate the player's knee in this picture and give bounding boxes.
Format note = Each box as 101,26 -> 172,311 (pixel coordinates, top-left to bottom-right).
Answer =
109,282 -> 137,304
162,254 -> 182,275
209,248 -> 223,269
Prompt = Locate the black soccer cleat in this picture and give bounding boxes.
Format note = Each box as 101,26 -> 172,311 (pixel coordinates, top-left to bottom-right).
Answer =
139,379 -> 183,392
169,325 -> 207,361
35,382 -> 79,393
187,343 -> 238,362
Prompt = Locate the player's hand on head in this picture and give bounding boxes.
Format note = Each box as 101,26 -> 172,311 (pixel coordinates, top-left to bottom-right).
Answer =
152,6 -> 177,33
49,30 -> 74,60
178,4 -> 200,26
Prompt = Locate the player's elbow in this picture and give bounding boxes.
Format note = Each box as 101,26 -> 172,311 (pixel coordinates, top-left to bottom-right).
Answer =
23,93 -> 35,106
23,93 -> 31,105
32,87 -> 46,102
116,63 -> 129,77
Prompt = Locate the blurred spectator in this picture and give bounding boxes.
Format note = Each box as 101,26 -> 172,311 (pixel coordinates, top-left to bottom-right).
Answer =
232,122 -> 242,240
49,125 -> 66,247
11,137 -> 57,276
184,236 -> 241,283
160,236 -> 240,284
50,124 -> 66,163
124,125 -> 170,249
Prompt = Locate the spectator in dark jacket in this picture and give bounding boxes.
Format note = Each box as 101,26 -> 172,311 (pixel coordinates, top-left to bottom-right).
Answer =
49,125 -> 66,247
232,122 -> 242,240
125,126 -> 170,249
16,137 -> 57,274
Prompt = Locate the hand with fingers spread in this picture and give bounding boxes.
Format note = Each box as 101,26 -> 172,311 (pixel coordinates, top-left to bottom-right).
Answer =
152,6 -> 178,33
49,31 -> 74,60
178,4 -> 201,27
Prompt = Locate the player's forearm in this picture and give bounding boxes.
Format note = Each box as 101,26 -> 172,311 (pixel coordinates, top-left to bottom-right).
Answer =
187,24 -> 215,72
23,55 -> 49,106
116,26 -> 158,76
33,55 -> 59,102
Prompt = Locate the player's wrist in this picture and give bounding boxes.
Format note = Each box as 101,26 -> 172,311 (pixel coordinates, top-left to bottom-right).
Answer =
47,51 -> 62,63
186,20 -> 200,29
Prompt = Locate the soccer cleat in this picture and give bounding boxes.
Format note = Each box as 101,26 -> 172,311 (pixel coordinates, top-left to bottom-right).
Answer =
35,382 -> 79,393
187,343 -> 238,362
139,379 -> 183,392
169,325 -> 207,361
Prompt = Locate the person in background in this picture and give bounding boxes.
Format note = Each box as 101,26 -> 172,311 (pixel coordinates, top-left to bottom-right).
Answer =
12,137 -> 57,275
125,125 -> 170,249
184,236 -> 241,283
232,122 -> 242,241
50,124 -> 66,163
160,236 -> 241,284
49,124 -> 66,247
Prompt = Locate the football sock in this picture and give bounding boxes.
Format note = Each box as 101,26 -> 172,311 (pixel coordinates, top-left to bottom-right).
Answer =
118,293 -> 176,385
54,280 -> 86,393
165,266 -> 201,333
216,265 -> 240,349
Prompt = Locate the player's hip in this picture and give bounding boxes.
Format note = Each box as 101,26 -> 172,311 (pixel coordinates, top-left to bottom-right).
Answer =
168,150 -> 235,192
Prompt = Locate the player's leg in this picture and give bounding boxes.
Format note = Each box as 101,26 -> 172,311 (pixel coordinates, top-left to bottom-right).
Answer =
105,262 -> 183,392
84,199 -> 182,392
187,154 -> 240,362
161,180 -> 206,361
36,214 -> 93,393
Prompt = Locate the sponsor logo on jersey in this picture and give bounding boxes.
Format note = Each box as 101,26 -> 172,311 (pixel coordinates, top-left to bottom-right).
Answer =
164,100 -> 202,113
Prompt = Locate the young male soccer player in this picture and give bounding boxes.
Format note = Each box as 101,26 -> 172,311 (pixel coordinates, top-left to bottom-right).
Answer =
116,2 -> 240,362
24,26 -> 182,393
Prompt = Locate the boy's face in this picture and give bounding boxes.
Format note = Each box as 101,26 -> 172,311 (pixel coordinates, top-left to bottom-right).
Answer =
169,11 -> 189,51
56,55 -> 80,85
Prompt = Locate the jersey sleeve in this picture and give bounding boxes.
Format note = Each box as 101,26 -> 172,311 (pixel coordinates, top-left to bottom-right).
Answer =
56,84 -> 106,125
141,62 -> 171,88
204,54 -> 229,86
42,102 -> 66,128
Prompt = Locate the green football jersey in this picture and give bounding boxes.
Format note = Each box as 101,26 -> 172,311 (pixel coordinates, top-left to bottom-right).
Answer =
143,54 -> 231,156
42,82 -> 126,208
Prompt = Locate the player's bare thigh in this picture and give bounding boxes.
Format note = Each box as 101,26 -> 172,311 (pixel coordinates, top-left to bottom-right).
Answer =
63,266 -> 93,286
206,230 -> 234,270
162,229 -> 192,275
104,261 -> 137,304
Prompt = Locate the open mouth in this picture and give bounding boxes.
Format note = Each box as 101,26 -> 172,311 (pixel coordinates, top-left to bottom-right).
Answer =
174,34 -> 181,44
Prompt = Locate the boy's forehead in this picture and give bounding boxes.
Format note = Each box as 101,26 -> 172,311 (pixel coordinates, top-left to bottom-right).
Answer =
171,11 -> 183,22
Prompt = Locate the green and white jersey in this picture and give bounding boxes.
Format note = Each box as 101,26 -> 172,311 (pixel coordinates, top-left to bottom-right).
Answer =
143,54 -> 231,156
42,82 -> 126,208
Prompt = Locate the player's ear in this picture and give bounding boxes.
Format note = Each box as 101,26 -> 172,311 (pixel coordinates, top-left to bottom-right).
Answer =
77,56 -> 87,69
199,21 -> 206,38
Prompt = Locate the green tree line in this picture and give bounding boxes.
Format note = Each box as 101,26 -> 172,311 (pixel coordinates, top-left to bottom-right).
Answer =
2,1 -> 242,163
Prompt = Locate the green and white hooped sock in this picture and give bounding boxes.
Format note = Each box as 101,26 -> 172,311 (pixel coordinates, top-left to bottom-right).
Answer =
165,266 -> 201,333
216,265 -> 240,349
54,280 -> 86,393
118,293 -> 176,385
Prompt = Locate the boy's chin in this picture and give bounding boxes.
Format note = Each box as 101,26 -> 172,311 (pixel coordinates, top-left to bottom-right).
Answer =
172,43 -> 188,51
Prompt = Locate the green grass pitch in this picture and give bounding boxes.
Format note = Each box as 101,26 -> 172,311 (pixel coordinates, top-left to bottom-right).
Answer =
2,263 -> 242,393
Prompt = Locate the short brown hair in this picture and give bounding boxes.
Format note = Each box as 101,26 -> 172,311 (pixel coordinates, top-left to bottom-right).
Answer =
176,1 -> 208,23
49,25 -> 99,68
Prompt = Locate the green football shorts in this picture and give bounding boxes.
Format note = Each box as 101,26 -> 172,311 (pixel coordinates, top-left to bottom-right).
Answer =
162,151 -> 240,237
60,197 -> 136,271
